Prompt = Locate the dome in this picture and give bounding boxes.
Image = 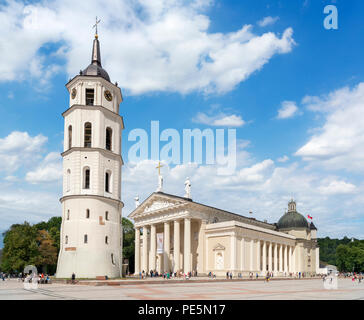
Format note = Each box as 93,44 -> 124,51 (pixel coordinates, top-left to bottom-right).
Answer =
277,200 -> 309,229
81,35 -> 110,82
82,63 -> 110,82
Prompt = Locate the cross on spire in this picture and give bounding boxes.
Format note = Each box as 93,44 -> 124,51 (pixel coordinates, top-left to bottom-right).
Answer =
156,161 -> 164,176
93,16 -> 101,38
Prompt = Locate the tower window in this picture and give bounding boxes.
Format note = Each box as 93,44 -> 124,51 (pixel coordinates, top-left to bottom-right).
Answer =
84,122 -> 92,148
111,253 -> 115,265
84,234 -> 88,244
68,125 -> 72,149
84,168 -> 90,189
86,89 -> 94,106
106,127 -> 112,151
65,235 -> 68,244
105,172 -> 110,192
86,209 -> 90,219
105,236 -> 109,244
67,210 -> 70,220
105,211 -> 109,221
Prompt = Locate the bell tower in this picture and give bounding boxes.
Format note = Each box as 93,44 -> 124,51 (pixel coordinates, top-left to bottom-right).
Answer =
56,28 -> 124,279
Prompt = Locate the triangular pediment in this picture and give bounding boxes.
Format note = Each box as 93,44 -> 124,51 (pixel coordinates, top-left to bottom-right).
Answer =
128,192 -> 190,219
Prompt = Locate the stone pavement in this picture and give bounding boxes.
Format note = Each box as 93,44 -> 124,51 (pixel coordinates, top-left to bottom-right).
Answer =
0,278 -> 363,300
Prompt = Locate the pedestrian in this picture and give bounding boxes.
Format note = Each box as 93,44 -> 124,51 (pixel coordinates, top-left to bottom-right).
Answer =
71,272 -> 76,284
226,271 -> 229,279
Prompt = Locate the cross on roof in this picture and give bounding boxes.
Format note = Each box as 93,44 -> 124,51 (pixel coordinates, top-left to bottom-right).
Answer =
156,161 -> 164,176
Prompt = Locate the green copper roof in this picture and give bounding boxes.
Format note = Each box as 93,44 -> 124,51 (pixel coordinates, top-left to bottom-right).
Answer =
277,210 -> 309,229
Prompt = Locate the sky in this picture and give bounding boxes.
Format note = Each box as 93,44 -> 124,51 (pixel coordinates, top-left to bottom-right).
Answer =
1,0 -> 364,247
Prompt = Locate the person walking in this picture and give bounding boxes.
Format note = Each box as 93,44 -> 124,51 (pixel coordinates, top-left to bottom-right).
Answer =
71,272 -> 76,284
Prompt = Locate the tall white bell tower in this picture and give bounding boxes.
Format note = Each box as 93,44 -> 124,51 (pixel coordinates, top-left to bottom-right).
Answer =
56,29 -> 124,279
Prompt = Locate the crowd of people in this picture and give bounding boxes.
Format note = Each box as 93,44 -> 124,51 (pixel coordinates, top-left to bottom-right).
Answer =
0,272 -> 51,284
138,269 -> 198,280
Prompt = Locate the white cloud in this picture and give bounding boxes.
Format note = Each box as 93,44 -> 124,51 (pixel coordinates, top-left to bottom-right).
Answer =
257,16 -> 279,27
296,82 -> 364,172
276,101 -> 300,119
318,180 -> 357,195
0,131 -> 48,173
0,0 -> 295,94
25,152 -> 62,184
193,112 -> 246,127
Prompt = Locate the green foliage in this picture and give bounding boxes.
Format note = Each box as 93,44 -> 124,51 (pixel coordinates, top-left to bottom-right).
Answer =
318,237 -> 364,272
122,217 -> 135,273
1,222 -> 39,273
1,217 -> 62,274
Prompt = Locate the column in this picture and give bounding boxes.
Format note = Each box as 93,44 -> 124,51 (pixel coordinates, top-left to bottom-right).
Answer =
284,244 -> 288,274
164,222 -> 170,272
315,247 -> 320,274
268,242 -> 272,272
273,243 -> 278,275
262,241 -> 266,275
142,225 -> 149,272
135,227 -> 140,274
184,218 -> 191,274
240,238 -> 245,272
298,245 -> 301,273
288,246 -> 292,274
150,224 -> 156,271
256,240 -> 261,272
250,239 -> 254,271
279,244 -> 283,273
173,220 -> 180,273
292,246 -> 296,274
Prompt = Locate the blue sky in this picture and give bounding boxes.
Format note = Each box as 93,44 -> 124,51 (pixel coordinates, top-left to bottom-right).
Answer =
1,0 -> 364,246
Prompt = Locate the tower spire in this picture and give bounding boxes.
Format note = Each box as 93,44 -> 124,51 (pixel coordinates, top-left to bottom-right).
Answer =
92,17 -> 102,67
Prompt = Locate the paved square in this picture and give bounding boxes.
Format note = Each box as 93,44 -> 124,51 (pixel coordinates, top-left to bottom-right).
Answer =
0,278 -> 363,300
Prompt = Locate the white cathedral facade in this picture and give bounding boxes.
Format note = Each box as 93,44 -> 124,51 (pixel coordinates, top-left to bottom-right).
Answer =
56,31 -> 124,278
56,30 -> 320,280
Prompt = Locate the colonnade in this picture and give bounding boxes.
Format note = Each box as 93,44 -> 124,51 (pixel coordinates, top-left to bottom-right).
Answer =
253,240 -> 296,275
134,218 -> 192,274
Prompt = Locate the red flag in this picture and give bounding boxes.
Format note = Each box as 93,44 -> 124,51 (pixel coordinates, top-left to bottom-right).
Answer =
307,215 -> 313,220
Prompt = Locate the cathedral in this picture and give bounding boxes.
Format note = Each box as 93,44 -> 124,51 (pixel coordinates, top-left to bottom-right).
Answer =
129,190 -> 320,277
56,28 -> 319,279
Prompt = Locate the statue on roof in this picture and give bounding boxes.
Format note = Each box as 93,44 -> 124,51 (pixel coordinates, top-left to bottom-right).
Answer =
184,177 -> 191,199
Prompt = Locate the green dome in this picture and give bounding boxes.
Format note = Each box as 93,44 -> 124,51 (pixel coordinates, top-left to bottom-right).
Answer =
277,200 -> 309,229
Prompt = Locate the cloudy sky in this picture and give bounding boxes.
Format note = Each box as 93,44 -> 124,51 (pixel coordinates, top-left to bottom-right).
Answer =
1,0 -> 364,245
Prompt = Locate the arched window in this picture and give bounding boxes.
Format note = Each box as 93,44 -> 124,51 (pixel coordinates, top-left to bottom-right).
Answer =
105,211 -> 109,221
111,253 -> 115,265
86,209 -> 90,219
105,236 -> 108,244
84,122 -> 92,148
106,127 -> 112,151
68,125 -> 72,149
65,235 -> 68,244
84,167 -> 90,189
67,210 -> 70,220
84,234 -> 88,244
105,171 -> 110,193
66,169 -> 71,192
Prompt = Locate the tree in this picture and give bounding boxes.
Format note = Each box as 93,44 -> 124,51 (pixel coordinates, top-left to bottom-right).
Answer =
35,230 -> 58,273
122,217 -> 135,274
1,222 -> 39,273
